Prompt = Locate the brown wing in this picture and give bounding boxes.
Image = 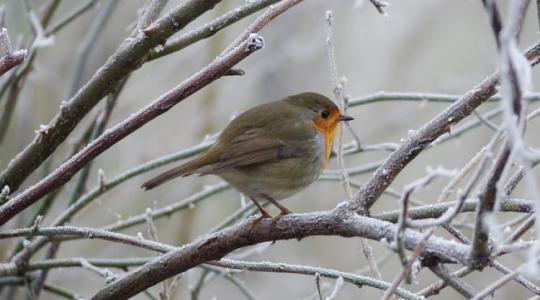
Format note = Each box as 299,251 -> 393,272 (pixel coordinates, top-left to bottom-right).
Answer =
209,129 -> 312,173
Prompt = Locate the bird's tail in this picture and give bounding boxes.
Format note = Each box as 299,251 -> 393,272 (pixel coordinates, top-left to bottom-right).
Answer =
141,159 -> 205,190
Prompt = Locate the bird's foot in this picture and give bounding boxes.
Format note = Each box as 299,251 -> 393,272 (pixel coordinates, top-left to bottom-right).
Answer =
251,210 -> 272,224
272,209 -> 291,223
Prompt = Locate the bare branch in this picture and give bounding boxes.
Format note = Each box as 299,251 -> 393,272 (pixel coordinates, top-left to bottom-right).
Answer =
471,0 -> 532,269
375,198 -> 534,223
367,0 -> 389,15
137,0 -> 169,31
428,263 -> 477,298
0,25 -> 27,75
0,33 -> 264,226
0,49 -> 26,76
45,0 -> 100,36
351,41 -> 540,214
0,0 -> 225,193
89,208 -> 468,299
148,0 -> 281,61
67,0 -> 118,98
381,229 -> 434,300
471,265 -> 524,300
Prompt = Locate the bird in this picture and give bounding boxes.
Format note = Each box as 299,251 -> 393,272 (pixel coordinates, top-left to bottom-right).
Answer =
141,92 -> 353,221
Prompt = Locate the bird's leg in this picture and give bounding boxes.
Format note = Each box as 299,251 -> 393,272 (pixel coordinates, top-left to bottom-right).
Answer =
249,196 -> 272,223
261,194 -> 291,222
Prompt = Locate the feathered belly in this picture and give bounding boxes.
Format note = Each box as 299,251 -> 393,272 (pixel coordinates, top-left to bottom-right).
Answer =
219,137 -> 325,200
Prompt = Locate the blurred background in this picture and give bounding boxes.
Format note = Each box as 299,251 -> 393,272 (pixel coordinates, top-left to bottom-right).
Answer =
0,0 -> 539,299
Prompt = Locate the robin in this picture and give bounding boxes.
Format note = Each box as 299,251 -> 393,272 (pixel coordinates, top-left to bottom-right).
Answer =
142,92 -> 353,221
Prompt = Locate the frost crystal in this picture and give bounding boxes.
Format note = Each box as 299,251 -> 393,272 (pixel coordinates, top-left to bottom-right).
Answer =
245,33 -> 264,52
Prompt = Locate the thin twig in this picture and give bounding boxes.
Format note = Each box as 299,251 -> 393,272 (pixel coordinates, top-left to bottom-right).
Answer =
375,198 -> 534,223
67,0 -> 118,98
45,0 -> 100,36
428,263 -> 477,298
471,265 -> 523,300
148,0 -> 281,61
380,229 -> 434,300
325,9 -> 381,283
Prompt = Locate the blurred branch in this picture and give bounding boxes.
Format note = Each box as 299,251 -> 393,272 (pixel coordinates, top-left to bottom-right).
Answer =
394,171 -> 446,283
471,0 -> 531,269
444,222 -> 540,296
0,0 -> 57,144
537,0 -> 540,31
471,265 -> 525,300
148,0 -> 280,61
0,277 -> 78,299
367,0 -> 389,15
137,0 -> 169,31
4,140 -> 219,267
405,133 -> 500,229
103,182 -> 228,232
416,266 -> 473,297
64,139 -> 213,222
0,33 -> 264,226
45,0 -> 100,36
67,0 -> 117,98
471,145 -> 512,267
506,214 -> 535,243
427,263 -> 477,298
68,79 -> 124,205
348,91 -> 540,107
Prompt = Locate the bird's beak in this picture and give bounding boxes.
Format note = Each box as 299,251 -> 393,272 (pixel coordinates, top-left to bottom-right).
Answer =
339,115 -> 354,122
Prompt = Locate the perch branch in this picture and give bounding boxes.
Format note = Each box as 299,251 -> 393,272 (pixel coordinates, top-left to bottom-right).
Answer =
85,207 -> 469,299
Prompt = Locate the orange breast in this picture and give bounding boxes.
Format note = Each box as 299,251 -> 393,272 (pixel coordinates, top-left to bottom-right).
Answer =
311,118 -> 339,170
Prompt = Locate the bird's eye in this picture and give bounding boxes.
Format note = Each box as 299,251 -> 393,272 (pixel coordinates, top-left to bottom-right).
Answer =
320,110 -> 330,119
